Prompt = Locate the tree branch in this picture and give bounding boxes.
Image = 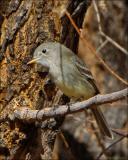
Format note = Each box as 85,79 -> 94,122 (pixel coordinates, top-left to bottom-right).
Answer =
11,88 -> 127,123
65,11 -> 128,86
96,136 -> 126,160
93,0 -> 128,56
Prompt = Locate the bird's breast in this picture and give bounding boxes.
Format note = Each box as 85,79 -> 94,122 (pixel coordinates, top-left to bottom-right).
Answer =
49,62 -> 96,100
54,72 -> 96,100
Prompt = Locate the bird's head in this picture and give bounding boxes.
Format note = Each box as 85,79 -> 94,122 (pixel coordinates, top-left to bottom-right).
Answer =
27,42 -> 62,68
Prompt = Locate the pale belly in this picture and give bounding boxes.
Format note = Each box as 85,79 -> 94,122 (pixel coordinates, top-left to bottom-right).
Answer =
50,64 -> 96,100
56,77 -> 96,100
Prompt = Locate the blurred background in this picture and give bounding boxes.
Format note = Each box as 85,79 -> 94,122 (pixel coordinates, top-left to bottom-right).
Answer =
0,0 -> 127,159
56,0 -> 128,159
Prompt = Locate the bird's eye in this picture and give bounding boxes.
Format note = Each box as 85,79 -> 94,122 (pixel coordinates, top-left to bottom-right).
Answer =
42,49 -> 47,53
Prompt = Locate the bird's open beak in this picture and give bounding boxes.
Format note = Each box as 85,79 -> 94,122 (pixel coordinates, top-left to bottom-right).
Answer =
27,58 -> 40,64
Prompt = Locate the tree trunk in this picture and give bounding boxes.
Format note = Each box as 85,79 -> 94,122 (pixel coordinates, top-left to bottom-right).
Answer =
0,0 -> 89,159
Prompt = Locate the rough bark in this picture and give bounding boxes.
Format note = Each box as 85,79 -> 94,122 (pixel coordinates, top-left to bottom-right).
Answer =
0,0 -> 89,159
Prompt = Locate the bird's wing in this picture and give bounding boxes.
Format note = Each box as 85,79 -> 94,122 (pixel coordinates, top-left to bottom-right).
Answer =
73,55 -> 99,94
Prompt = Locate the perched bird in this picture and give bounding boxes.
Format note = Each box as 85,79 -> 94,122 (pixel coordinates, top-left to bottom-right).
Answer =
28,42 -> 113,138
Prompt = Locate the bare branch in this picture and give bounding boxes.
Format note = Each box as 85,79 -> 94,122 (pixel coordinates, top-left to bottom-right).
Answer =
65,11 -> 128,86
101,31 -> 128,56
0,88 -> 127,124
10,88 -> 127,122
92,0 -> 102,33
96,136 -> 125,160
93,0 -> 128,56
96,39 -> 108,52
111,128 -> 128,137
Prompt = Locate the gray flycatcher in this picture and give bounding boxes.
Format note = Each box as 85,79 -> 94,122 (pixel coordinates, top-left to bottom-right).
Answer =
28,42 -> 113,138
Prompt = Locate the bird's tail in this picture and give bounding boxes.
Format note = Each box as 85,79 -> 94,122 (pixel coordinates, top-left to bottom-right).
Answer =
91,105 -> 113,139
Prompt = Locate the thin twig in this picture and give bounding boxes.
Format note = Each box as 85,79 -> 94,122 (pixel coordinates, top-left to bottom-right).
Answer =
101,31 -> 128,55
65,11 -> 80,34
112,128 -> 128,137
65,11 -> 128,86
0,88 -> 127,123
96,39 -> 108,52
92,0 -> 102,33
59,132 -> 75,159
11,88 -> 128,123
60,132 -> 69,148
93,0 -> 128,56
96,136 -> 125,160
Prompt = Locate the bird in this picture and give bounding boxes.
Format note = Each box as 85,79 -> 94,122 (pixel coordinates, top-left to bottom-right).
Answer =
28,42 -> 113,138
